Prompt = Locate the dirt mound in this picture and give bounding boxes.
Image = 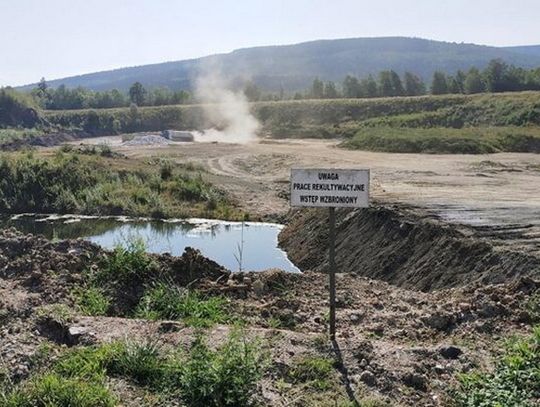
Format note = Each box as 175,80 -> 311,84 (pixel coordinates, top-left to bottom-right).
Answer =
279,205 -> 540,291
0,131 -> 91,151
0,228 -> 229,309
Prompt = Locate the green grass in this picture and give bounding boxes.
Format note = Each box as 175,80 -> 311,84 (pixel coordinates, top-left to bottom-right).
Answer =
95,238 -> 157,285
106,341 -> 162,386
0,373 -> 116,407
135,282 -> 230,327
341,126 -> 540,154
2,330 -> 263,407
287,355 -> 336,390
452,326 -> 540,406
72,285 -> 111,316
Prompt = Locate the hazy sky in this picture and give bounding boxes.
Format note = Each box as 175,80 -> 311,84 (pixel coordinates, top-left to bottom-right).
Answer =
2,0 -> 539,86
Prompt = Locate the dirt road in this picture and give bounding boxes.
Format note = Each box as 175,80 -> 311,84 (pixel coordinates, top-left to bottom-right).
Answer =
71,137 -> 540,253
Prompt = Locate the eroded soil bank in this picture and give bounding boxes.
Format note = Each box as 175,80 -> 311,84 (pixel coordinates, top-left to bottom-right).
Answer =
0,228 -> 539,406
280,204 -> 540,291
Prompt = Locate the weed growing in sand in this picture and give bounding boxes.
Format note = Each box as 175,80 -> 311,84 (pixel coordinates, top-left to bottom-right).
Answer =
35,303 -> 75,326
453,326 -> 540,406
135,282 -> 230,327
96,237 -> 157,284
72,286 -> 111,316
174,331 -> 264,406
0,373 -> 117,407
4,330 -> 263,406
287,355 -> 336,391
523,293 -> 540,323
106,341 -> 162,386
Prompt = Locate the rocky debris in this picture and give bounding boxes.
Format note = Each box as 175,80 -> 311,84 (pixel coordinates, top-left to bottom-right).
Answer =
439,346 -> 462,360
122,134 -> 171,146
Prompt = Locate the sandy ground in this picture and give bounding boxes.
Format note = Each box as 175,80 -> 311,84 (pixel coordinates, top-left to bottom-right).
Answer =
70,136 -> 540,253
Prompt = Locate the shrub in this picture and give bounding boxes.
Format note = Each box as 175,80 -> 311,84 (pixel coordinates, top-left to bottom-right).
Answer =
176,331 -> 263,407
96,237 -> 157,285
135,282 -> 229,327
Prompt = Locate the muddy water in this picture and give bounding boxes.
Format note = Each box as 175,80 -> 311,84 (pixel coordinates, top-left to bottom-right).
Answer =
0,214 -> 299,272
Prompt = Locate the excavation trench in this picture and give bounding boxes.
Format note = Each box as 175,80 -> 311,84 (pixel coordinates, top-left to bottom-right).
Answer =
279,204 -> 540,291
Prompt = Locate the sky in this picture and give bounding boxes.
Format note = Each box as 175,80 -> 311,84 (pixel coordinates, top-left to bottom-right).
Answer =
2,0 -> 540,87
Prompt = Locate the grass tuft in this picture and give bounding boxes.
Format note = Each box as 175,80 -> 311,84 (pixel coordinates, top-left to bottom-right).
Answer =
135,282 -> 230,327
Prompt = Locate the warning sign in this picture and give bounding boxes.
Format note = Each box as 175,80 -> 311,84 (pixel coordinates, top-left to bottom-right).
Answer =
290,168 -> 369,208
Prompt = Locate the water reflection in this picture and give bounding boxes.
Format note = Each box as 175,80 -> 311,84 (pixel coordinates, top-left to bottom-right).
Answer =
0,215 -> 299,273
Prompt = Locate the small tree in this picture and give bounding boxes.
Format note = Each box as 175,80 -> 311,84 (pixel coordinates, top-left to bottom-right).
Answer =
431,71 -> 449,95
404,72 -> 426,96
464,68 -> 485,94
310,78 -> 324,99
129,82 -> 147,106
323,81 -> 339,98
342,75 -> 361,98
360,75 -> 378,98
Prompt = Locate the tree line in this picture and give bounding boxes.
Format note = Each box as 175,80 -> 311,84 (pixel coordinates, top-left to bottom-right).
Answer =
22,58 -> 540,110
297,59 -> 540,100
31,79 -> 191,110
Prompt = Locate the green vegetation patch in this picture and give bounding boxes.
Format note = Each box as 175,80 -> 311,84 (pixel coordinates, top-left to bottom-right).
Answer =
341,127 -> 540,154
2,331 -> 264,407
452,326 -> 540,406
0,151 -> 238,219
135,282 -> 230,327
287,355 -> 337,391
72,285 -> 111,316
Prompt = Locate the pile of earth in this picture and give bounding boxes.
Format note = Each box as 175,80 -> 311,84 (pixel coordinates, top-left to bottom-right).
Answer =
0,228 -> 539,405
279,204 -> 540,291
0,131 -> 92,151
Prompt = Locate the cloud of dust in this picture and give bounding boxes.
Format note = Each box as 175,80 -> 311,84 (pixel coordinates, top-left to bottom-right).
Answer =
194,67 -> 260,143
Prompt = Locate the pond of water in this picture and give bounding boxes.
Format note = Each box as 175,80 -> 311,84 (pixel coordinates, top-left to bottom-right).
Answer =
0,214 -> 299,273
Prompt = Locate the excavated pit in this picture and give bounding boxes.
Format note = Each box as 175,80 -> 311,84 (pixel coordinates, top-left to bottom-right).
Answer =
279,204 -> 540,291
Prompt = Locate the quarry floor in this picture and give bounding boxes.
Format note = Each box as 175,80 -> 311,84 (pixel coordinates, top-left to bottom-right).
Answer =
73,136 -> 540,254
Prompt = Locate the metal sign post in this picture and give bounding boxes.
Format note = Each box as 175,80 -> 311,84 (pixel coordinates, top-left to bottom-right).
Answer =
290,168 -> 369,340
328,206 -> 336,339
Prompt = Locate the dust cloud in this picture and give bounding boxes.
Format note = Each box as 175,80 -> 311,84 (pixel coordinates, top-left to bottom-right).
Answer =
194,67 -> 260,143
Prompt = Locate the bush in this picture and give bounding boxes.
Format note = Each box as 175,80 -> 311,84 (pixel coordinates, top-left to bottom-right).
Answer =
176,332 -> 263,406
0,151 -> 236,219
135,282 -> 229,327
452,326 -> 540,406
96,238 -> 157,285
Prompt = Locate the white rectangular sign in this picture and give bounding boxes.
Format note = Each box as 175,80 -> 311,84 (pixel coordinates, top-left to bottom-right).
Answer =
290,168 -> 370,208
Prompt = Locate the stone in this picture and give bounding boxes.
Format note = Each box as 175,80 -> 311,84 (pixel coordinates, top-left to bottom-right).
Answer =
402,372 -> 427,391
439,345 -> 462,360
359,370 -> 376,386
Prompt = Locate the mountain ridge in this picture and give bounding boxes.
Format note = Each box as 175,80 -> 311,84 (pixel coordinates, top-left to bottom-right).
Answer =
20,37 -> 540,92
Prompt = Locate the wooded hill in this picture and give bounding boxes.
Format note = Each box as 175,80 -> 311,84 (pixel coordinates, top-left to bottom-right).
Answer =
20,37 -> 540,92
